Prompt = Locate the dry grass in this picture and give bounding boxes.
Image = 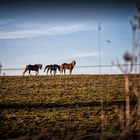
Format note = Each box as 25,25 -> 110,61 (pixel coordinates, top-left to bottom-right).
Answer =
0,74 -> 140,139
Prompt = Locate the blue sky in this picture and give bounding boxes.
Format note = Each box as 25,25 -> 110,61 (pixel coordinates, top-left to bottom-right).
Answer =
0,0 -> 138,75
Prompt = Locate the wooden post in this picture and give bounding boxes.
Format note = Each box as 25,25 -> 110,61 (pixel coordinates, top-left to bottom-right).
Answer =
124,75 -> 130,133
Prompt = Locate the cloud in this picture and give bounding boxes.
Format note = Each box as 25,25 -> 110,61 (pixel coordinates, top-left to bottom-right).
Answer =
0,23 -> 91,39
21,52 -> 98,66
74,52 -> 98,58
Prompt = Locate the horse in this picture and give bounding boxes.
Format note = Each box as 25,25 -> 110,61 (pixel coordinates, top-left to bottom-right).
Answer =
44,64 -> 60,75
23,64 -> 42,76
60,61 -> 76,74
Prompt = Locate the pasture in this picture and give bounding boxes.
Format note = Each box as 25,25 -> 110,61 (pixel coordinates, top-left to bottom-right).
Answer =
0,74 -> 139,139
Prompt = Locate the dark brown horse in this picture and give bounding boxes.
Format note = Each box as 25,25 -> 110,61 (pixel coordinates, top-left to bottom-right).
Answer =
44,64 -> 60,75
23,64 -> 42,76
60,61 -> 76,74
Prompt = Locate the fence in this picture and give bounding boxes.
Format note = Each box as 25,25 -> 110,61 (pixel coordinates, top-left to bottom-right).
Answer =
0,64 -> 140,76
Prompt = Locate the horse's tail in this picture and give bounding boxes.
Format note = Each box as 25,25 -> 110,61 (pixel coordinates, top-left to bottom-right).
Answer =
23,65 -> 28,76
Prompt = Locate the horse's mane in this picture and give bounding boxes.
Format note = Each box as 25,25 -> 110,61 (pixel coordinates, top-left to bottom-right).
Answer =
35,64 -> 42,69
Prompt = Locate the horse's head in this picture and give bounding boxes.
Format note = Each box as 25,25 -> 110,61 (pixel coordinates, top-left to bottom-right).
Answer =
39,64 -> 42,69
72,61 -> 76,66
57,65 -> 61,72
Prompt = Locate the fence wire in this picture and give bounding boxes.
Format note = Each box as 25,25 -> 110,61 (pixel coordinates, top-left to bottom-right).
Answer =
0,64 -> 140,75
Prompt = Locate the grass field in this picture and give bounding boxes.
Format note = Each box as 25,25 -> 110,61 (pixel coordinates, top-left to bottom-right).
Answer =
0,74 -> 140,139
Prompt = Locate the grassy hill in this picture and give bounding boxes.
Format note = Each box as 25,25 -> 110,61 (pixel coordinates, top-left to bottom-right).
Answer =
0,74 -> 140,139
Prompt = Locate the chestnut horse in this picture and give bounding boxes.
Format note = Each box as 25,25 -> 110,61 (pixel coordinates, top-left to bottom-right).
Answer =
60,61 -> 76,74
23,64 -> 42,76
44,64 -> 60,75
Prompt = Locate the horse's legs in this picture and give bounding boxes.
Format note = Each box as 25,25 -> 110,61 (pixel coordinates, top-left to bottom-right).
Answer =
64,69 -> 66,75
46,69 -> 49,75
50,70 -> 52,75
29,70 -> 32,75
70,69 -> 72,74
60,67 -> 63,75
36,70 -> 39,75
61,70 -> 63,75
54,70 -> 56,75
23,69 -> 27,76
70,68 -> 73,75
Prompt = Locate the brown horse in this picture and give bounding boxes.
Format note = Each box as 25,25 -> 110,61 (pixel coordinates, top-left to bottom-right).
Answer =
23,64 -> 42,76
60,61 -> 76,74
44,64 -> 60,75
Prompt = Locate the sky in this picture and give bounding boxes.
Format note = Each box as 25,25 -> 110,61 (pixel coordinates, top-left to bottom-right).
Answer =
0,0 -> 138,75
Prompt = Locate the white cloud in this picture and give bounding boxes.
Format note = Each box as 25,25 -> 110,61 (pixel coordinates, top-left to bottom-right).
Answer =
0,23 -> 91,39
74,52 -> 98,58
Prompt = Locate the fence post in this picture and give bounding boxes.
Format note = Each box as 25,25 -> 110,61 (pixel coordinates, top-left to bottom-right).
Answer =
0,62 -> 2,76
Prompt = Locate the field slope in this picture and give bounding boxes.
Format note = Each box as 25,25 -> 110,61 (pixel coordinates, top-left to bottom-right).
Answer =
0,74 -> 139,139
